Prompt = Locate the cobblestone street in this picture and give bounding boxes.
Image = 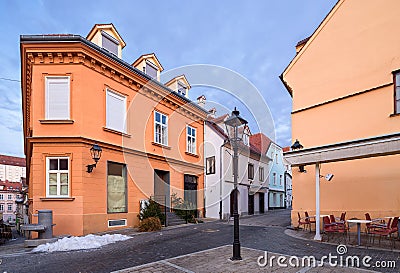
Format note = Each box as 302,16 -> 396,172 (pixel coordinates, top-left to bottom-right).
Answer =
0,210 -> 399,273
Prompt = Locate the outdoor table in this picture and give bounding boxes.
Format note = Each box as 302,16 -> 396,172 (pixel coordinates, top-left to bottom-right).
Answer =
347,219 -> 371,246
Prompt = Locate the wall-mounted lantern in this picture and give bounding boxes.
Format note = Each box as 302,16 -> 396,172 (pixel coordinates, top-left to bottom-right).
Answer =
87,144 -> 102,173
291,139 -> 303,150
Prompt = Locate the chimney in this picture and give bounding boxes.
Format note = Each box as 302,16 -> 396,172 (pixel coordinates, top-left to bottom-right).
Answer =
295,37 -> 310,53
197,95 -> 206,108
208,107 -> 217,118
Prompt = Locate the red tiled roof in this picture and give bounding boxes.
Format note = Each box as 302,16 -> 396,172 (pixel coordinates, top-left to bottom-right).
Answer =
0,180 -> 22,192
0,155 -> 26,167
249,133 -> 272,155
282,146 -> 291,152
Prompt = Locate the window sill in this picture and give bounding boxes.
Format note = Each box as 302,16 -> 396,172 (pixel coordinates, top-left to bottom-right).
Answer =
185,151 -> 199,158
389,113 -> 400,117
40,197 -> 75,201
103,127 -> 131,137
39,119 -> 74,124
151,142 -> 171,149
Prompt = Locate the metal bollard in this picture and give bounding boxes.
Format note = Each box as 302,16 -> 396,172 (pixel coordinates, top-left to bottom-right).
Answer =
38,210 -> 53,239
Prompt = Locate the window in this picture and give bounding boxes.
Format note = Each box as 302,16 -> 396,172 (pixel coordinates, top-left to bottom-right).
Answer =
187,126 -> 196,154
248,163 -> 254,180
46,157 -> 69,197
273,173 -> 276,185
7,203 -> 12,211
154,111 -> 168,145
279,175 -> 283,185
0,204 -> 3,211
0,194 -> 3,200
395,72 -> 400,114
7,194 -> 12,200
145,61 -> 158,79
107,162 -> 127,213
276,153 -> 278,164
206,156 -> 215,175
177,81 -> 187,96
101,31 -> 119,55
259,167 -> 264,181
45,76 -> 70,120
106,89 -> 126,133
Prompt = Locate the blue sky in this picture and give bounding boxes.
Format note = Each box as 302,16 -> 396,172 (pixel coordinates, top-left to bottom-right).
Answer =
0,0 -> 337,157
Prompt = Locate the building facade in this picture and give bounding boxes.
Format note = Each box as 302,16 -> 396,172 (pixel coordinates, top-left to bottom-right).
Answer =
21,24 -> 207,236
0,155 -> 26,223
204,117 -> 270,219
281,0 -> 400,229
265,142 -> 286,209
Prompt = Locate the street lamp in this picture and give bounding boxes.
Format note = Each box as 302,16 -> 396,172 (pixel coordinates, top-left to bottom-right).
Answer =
224,107 -> 248,260
86,143 -> 102,173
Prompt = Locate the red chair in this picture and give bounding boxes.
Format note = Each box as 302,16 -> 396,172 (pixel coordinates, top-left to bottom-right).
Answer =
297,212 -> 311,232
365,213 -> 386,234
323,216 -> 348,242
371,217 -> 398,249
305,212 -> 316,231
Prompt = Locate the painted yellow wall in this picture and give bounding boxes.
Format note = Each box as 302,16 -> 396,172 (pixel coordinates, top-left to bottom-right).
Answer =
283,0 -> 400,226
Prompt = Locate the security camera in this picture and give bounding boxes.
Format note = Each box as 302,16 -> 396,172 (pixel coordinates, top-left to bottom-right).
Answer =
325,174 -> 334,181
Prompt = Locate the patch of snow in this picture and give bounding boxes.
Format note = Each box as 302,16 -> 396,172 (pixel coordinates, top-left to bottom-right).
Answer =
32,234 -> 131,253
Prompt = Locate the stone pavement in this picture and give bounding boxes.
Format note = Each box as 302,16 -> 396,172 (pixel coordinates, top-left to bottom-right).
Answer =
113,245 -> 376,273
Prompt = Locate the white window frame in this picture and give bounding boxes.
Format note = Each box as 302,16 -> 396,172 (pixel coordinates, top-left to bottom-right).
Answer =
273,173 -> 276,185
0,194 -> 3,200
7,203 -> 12,211
186,125 -> 196,154
7,194 -> 12,200
154,111 -> 168,145
45,76 -> 70,120
259,167 -> 264,181
46,157 -> 70,198
0,204 -> 3,211
106,89 -> 127,133
177,81 -> 187,96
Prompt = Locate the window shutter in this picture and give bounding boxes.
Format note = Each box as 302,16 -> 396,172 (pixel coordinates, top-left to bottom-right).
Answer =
106,90 -> 126,132
46,77 -> 70,120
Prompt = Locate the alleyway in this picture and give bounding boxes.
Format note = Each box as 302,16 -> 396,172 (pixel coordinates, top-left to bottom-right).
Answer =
0,209 -> 398,272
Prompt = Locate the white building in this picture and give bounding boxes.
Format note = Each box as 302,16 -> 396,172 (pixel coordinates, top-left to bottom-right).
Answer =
266,142 -> 286,209
204,116 -> 271,219
0,155 -> 26,223
283,148 -> 293,208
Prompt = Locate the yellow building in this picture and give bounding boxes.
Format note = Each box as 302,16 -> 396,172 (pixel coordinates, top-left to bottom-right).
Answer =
281,0 -> 400,239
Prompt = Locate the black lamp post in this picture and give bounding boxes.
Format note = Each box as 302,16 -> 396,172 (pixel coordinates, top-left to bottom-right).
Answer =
224,107 -> 248,261
87,143 -> 102,173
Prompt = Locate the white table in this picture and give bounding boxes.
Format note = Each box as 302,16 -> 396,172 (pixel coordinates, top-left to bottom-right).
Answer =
347,219 -> 371,246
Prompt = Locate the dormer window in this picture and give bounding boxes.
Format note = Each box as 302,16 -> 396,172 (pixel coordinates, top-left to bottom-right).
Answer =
101,31 -> 119,55
145,61 -> 158,79
177,81 -> 187,96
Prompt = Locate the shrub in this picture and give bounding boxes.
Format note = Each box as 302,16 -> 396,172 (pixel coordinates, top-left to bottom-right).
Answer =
138,217 -> 162,232
138,199 -> 166,224
171,193 -> 198,223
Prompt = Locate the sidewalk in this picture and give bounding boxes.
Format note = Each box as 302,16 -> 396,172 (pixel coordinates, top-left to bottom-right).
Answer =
113,245 -> 375,273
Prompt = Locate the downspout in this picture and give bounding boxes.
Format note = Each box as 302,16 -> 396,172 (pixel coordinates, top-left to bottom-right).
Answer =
219,139 -> 227,220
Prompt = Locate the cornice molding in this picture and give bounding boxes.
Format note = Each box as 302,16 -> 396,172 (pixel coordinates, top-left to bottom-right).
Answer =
26,136 -> 204,170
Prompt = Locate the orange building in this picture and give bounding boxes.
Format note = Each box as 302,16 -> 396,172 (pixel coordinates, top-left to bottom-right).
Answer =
281,0 -> 400,239
20,24 -> 207,236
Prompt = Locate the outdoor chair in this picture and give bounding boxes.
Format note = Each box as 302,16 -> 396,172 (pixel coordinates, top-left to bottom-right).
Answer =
323,216 -> 348,243
304,211 -> 316,231
369,217 -> 398,249
365,213 -> 386,234
297,212 -> 311,232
